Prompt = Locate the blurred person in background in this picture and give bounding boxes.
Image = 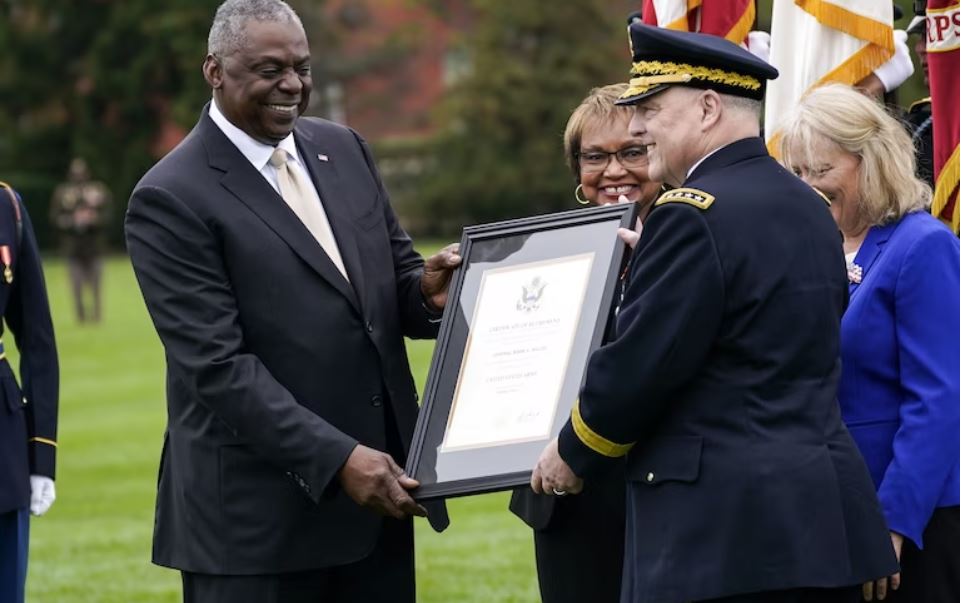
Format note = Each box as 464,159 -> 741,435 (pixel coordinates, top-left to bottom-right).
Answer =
780,83 -> 959,603
124,1 -> 459,602
509,82 -> 661,603
903,15 -> 934,187
0,181 -> 59,603
49,157 -> 112,324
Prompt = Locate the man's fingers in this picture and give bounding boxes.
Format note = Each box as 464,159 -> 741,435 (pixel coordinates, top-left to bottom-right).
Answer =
385,455 -> 406,477
530,467 -> 544,494
862,581 -> 874,602
397,474 -> 420,490
387,480 -> 423,518
890,572 -> 900,592
426,243 -> 462,269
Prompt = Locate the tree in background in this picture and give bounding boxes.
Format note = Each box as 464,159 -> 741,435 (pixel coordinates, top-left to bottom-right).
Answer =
0,1 -> 218,248
415,0 -> 631,234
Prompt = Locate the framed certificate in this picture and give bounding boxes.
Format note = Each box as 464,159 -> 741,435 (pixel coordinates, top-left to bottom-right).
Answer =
406,203 -> 638,500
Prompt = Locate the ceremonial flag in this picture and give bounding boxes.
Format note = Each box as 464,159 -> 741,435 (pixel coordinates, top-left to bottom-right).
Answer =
641,0 -> 754,44
926,0 -> 960,233
765,0 -> 894,145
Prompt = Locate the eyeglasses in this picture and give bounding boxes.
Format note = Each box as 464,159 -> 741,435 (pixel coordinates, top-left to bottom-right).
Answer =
577,146 -> 648,172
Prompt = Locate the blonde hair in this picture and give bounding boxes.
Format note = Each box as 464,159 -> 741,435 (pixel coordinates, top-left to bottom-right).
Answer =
563,83 -> 635,181
778,83 -> 930,226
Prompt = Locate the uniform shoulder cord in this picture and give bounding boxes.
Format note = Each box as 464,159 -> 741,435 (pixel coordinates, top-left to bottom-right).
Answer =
0,181 -> 23,247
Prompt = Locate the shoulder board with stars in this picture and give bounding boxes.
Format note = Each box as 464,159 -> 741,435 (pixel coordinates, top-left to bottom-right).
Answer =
654,187 -> 715,210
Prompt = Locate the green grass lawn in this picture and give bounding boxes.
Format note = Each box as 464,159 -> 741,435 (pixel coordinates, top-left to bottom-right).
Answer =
20,250 -> 539,602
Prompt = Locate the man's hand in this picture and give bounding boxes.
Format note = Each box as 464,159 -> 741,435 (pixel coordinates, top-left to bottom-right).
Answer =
337,445 -> 427,519
29,475 -> 56,516
421,243 -> 462,311
862,531 -> 904,600
530,438 -> 583,496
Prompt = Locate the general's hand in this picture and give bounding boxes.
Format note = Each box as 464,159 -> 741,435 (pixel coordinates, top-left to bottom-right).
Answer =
862,531 -> 903,600
530,438 -> 583,496
29,475 -> 56,516
337,445 -> 427,519
421,243 -> 462,311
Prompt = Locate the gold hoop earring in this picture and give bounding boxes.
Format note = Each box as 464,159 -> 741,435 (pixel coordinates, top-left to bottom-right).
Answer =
574,184 -> 591,205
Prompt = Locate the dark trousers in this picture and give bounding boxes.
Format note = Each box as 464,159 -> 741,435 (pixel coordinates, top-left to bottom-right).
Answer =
182,514 -> 414,603
183,404 -> 416,603
699,585 -> 861,603
886,505 -> 959,603
66,255 -> 103,323
534,465 -> 626,603
0,508 -> 29,603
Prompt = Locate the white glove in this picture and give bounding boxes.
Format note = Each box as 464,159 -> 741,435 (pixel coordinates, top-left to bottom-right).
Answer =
29,475 -> 56,516
873,30 -> 914,92
747,31 -> 771,64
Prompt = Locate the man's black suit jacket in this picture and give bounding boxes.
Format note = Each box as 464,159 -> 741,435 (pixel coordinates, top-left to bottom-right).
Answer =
126,106 -> 444,575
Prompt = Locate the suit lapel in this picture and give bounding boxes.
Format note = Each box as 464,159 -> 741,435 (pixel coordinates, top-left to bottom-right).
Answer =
849,222 -> 897,298
200,108 -> 361,314
294,125 -> 368,313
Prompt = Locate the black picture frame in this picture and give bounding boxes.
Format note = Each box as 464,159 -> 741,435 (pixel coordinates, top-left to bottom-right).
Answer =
406,202 -> 639,500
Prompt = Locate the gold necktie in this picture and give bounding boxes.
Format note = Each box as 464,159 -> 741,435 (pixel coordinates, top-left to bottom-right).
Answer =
269,148 -> 348,281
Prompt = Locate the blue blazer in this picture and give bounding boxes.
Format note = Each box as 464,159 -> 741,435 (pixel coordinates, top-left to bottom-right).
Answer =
840,210 -> 960,548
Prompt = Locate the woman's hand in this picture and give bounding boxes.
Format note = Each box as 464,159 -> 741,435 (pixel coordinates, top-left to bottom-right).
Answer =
862,532 -> 903,600
617,194 -> 643,249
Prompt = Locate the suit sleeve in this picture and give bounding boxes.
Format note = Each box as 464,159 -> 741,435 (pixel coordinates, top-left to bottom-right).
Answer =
354,131 -> 439,340
5,197 -> 59,478
558,204 -> 725,476
879,227 -> 960,547
125,185 -> 357,503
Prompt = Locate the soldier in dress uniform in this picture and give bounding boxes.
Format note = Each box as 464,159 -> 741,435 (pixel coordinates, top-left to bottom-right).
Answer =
50,157 -> 112,323
904,16 -> 934,187
0,182 -> 59,603
531,25 -> 898,603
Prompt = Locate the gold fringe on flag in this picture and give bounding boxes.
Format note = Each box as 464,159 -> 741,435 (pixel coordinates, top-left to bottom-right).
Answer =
726,2 -> 755,44
932,144 -> 961,234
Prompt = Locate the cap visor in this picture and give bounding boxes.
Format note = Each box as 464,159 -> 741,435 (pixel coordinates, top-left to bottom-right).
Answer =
615,84 -> 671,106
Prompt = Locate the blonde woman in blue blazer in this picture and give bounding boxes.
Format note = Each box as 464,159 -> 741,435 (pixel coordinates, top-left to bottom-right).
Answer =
781,84 -> 960,603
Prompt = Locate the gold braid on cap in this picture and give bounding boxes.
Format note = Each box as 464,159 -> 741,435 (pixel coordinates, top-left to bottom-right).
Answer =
620,59 -> 761,99
622,73 -> 694,98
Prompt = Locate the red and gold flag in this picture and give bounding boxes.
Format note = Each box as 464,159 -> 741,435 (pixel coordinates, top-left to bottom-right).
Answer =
926,0 -> 960,233
641,0 -> 754,44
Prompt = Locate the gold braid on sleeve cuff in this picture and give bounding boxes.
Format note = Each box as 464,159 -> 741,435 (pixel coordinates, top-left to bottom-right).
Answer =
571,401 -> 634,458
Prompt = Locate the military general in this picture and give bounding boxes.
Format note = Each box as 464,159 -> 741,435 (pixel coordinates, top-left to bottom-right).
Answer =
532,25 -> 899,603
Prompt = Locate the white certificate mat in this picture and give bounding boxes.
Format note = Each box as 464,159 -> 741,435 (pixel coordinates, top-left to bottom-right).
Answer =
440,252 -> 596,452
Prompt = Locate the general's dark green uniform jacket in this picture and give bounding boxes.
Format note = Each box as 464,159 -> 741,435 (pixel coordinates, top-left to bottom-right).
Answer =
557,138 -> 898,603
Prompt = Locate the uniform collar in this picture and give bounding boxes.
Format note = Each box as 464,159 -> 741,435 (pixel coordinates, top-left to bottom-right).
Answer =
685,137 -> 768,183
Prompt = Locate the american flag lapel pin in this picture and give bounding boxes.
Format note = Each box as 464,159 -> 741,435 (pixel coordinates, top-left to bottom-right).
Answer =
317,153 -> 329,162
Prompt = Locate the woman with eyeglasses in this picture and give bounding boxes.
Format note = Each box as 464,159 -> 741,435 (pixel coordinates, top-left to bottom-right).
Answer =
508,83 -> 661,603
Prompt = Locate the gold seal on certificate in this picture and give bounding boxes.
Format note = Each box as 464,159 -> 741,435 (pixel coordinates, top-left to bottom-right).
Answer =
406,203 -> 638,500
